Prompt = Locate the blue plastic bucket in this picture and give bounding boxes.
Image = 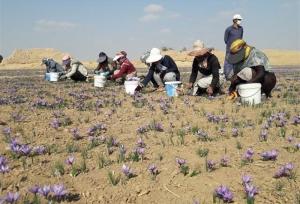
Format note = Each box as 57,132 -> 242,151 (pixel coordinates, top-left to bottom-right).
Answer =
165,81 -> 182,97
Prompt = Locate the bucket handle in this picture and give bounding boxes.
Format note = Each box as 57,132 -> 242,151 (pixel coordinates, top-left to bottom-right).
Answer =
238,89 -> 261,98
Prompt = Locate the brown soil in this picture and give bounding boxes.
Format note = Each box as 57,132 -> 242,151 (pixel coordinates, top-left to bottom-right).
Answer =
0,74 -> 299,203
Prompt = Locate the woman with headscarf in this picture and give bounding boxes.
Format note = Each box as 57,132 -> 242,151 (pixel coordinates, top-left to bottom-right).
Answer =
226,39 -> 277,98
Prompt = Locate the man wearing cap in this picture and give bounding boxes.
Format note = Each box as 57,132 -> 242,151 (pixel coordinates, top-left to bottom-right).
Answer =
135,48 -> 180,92
42,58 -> 64,74
60,55 -> 89,82
224,14 -> 244,80
108,51 -> 136,81
187,40 -> 225,96
227,39 -> 277,98
94,52 -> 116,76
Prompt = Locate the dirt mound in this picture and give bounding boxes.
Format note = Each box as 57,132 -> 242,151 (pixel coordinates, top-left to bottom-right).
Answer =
1,48 -> 66,67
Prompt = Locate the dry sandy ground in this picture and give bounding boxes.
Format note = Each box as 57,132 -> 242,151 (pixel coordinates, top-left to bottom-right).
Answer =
0,73 -> 299,203
0,48 -> 299,70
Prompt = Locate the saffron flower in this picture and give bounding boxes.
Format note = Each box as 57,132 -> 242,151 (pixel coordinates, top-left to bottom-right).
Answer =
243,148 -> 254,161
29,185 -> 40,194
274,163 -> 294,178
148,164 -> 159,175
38,185 -> 51,197
175,157 -> 186,166
261,149 -> 278,161
65,156 -> 75,166
3,192 -> 20,204
232,128 -> 239,137
214,185 -> 234,203
51,184 -> 68,199
122,164 -> 134,178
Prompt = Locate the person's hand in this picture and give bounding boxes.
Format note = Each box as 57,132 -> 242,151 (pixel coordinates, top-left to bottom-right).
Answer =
187,83 -> 193,89
206,86 -> 213,96
60,75 -> 67,80
156,86 -> 165,92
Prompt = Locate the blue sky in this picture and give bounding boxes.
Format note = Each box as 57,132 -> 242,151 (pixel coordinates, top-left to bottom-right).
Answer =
0,0 -> 299,60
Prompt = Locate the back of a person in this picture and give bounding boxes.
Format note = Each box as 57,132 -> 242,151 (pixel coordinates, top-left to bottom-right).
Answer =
122,58 -> 136,74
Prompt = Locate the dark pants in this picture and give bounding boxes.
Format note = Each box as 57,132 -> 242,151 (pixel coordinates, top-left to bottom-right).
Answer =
230,71 -> 276,97
71,71 -> 87,82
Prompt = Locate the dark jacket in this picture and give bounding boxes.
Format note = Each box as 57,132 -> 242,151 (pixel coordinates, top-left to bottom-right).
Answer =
45,59 -> 64,73
189,53 -> 221,89
142,55 -> 180,87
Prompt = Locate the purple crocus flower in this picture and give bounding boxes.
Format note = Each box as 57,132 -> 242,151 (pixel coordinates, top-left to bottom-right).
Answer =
136,138 -> 146,147
214,185 -> 234,203
243,148 -> 254,161
244,184 -> 259,198
148,164 -> 159,175
220,156 -> 230,167
51,184 -> 68,198
122,164 -> 134,178
0,155 -> 9,174
20,145 -> 32,156
232,128 -> 239,137
207,160 -> 217,171
135,147 -> 145,156
38,185 -> 51,197
50,118 -> 61,129
295,143 -> 300,150
4,192 -> 19,204
154,122 -> 164,132
175,157 -> 186,166
65,156 -> 75,166
29,185 -> 40,194
287,136 -> 294,143
33,146 -> 46,155
274,163 -> 294,178
261,149 -> 278,161
70,128 -> 81,140
292,115 -> 300,125
242,175 -> 252,186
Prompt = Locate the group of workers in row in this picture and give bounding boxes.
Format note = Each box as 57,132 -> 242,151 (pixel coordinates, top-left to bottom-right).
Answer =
42,37 -> 276,98
1,14 -> 273,98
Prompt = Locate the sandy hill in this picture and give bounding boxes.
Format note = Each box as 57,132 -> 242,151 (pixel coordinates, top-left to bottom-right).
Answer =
0,48 -> 66,69
0,48 -> 299,70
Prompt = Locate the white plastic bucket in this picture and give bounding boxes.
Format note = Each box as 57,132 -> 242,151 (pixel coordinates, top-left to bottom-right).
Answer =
94,75 -> 107,88
165,81 -> 182,97
49,72 -> 59,82
45,73 -> 50,81
237,83 -> 262,105
124,80 -> 139,95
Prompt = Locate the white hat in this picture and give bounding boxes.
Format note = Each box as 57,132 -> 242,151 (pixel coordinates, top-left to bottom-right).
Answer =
146,48 -> 163,63
113,53 -> 124,61
233,14 -> 243,20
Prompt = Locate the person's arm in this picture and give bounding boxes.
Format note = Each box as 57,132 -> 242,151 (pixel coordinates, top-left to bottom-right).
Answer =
224,27 -> 230,44
241,27 -> 244,38
189,58 -> 198,84
65,64 -> 77,78
248,66 -> 265,83
111,64 -> 127,79
56,63 -> 64,73
210,56 -> 221,90
141,66 -> 155,87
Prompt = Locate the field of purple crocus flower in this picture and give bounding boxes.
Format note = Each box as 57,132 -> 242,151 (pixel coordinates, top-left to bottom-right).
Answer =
0,73 -> 299,204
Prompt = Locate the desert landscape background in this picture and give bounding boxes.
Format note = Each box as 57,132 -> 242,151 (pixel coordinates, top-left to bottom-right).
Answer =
0,48 -> 299,70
